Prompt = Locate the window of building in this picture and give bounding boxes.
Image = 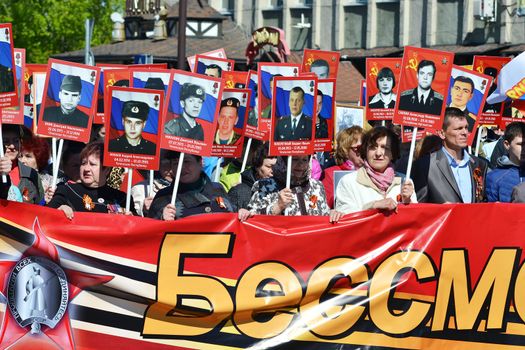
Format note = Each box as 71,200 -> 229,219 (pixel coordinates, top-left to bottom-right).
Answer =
290,9 -> 312,50
344,5 -> 367,48
263,10 -> 283,28
435,0 -> 463,45
376,2 -> 400,47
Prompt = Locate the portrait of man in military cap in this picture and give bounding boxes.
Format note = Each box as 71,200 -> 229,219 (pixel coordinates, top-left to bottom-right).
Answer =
42,74 -> 89,127
274,86 -> 313,141
164,82 -> 206,141
398,60 -> 444,116
108,100 -> 156,155
214,97 -> 242,145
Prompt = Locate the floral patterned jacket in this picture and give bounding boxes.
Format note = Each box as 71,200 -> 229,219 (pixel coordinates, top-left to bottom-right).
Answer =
248,178 -> 331,216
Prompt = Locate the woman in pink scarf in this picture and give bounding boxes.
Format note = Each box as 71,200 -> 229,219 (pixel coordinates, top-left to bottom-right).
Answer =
335,127 -> 416,213
322,126 -> 364,208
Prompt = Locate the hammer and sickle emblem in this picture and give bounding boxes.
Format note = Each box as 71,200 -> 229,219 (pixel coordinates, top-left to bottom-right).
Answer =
370,64 -> 378,78
407,58 -> 418,72
476,62 -> 484,74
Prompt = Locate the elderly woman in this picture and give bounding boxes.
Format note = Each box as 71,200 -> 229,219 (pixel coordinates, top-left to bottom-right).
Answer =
322,126 -> 364,208
240,155 -> 342,221
336,127 -> 416,214
229,143 -> 277,210
48,142 -> 135,219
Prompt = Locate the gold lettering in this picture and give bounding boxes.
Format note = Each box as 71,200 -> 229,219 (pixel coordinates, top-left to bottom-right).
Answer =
143,233 -> 234,336
432,249 -> 517,331
300,257 -> 369,337
369,251 -> 435,334
233,262 -> 302,338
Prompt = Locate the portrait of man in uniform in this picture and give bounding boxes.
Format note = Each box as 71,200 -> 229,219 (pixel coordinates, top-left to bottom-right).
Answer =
310,59 -> 330,79
274,86 -> 313,141
398,60 -> 444,116
0,62 -> 15,93
447,75 -> 476,132
261,74 -> 282,119
164,82 -> 206,141
42,74 -> 89,127
315,89 -> 328,138
214,97 -> 242,145
204,64 -> 222,78
108,100 -> 156,155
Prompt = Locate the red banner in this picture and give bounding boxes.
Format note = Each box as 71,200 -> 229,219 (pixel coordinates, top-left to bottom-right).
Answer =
1,201 -> 525,349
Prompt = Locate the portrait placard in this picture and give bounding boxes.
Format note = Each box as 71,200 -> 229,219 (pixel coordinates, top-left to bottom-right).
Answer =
244,71 -> 266,140
222,71 -> 249,89
257,63 -> 300,135
37,59 -> 101,142
0,23 -> 18,108
32,72 -> 47,135
161,70 -> 223,156
269,76 -> 317,156
359,80 -> 366,107
23,64 -> 46,130
335,104 -> 364,137
401,126 -> 427,143
104,86 -> 162,170
187,48 -> 226,72
100,68 -> 131,125
314,79 -> 336,152
366,58 -> 402,121
1,48 -> 25,124
472,56 -> 512,125
94,64 -> 126,124
393,46 -> 454,129
446,65 -> 492,145
301,49 -> 340,79
211,88 -> 250,158
499,101 -> 525,130
194,55 -> 234,79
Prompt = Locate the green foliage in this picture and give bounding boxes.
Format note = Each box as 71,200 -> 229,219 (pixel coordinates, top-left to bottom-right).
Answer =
0,0 -> 125,63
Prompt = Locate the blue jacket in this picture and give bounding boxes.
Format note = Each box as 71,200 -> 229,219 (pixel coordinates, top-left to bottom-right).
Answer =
486,156 -> 522,202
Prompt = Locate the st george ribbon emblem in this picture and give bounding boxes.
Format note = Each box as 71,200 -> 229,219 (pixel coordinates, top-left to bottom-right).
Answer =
7,256 -> 69,334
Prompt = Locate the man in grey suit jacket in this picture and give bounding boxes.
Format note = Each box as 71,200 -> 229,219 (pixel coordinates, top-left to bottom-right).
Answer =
413,107 -> 488,203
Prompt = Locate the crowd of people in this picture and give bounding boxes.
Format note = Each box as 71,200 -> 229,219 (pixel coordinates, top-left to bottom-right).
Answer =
0,106 -> 523,222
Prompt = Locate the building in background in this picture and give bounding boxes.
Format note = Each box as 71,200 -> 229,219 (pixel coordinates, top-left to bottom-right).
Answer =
56,0 -> 525,102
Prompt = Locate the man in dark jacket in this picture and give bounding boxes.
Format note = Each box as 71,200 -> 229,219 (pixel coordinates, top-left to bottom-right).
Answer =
148,152 -> 235,220
486,122 -> 524,202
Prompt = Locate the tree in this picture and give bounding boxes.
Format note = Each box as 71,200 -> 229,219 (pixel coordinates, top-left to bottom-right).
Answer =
0,0 -> 125,63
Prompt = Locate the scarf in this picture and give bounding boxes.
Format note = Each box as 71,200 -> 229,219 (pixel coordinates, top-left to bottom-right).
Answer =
364,160 -> 395,194
342,160 -> 356,171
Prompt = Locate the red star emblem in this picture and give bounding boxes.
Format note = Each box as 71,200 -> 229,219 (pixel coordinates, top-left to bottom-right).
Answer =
0,218 -> 113,349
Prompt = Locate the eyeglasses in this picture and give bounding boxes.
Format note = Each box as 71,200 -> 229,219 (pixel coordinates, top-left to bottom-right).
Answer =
350,145 -> 361,153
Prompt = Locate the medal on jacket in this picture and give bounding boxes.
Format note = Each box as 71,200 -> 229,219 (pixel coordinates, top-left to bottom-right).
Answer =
216,196 -> 226,209
22,187 -> 30,202
82,194 -> 95,211
309,195 -> 318,209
